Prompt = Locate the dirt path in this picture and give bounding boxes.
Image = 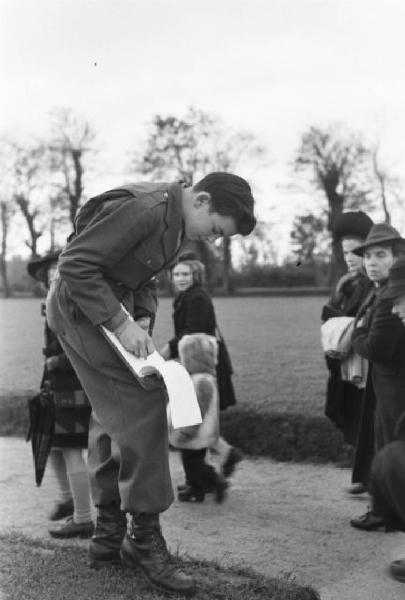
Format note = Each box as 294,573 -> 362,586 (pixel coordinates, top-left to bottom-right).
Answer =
1,437 -> 405,600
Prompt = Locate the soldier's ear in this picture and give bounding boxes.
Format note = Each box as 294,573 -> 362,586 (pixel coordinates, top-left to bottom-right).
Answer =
193,191 -> 211,208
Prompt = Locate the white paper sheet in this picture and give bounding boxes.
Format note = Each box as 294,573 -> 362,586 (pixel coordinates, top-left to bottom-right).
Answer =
100,324 -> 202,429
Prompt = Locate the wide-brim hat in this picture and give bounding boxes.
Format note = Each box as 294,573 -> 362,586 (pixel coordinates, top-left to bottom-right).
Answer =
332,211 -> 374,241
27,250 -> 61,283
382,256 -> 405,300
352,223 -> 405,256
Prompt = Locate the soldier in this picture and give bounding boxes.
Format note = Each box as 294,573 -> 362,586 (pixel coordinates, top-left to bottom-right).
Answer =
46,173 -> 256,597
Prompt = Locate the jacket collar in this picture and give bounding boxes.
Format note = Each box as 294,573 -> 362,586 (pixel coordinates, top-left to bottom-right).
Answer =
160,182 -> 186,264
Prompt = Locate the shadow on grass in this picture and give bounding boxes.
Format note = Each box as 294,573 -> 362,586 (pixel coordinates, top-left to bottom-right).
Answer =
0,531 -> 320,600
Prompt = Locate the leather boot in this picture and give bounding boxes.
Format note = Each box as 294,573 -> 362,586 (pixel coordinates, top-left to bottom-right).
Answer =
89,502 -> 127,569
120,513 -> 195,596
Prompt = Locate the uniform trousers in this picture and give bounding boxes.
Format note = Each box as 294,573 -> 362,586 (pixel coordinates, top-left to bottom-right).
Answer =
46,278 -> 173,514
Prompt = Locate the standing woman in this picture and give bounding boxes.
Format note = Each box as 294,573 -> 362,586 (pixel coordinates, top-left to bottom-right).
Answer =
321,211 -> 374,494
349,223 -> 405,530
160,254 -> 242,502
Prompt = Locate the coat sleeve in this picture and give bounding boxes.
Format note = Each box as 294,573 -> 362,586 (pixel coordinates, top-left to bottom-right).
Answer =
352,297 -> 405,364
58,199 -> 161,327
168,293 -> 214,358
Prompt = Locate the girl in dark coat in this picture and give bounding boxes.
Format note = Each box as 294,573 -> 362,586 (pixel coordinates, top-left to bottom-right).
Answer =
27,253 -> 93,539
321,211 -> 374,493
160,255 -> 241,502
348,223 -> 405,531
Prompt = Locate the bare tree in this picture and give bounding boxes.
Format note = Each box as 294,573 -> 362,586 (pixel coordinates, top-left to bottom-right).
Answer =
235,221 -> 277,267
294,125 -> 373,283
132,106 -> 265,293
290,213 -> 328,264
48,108 -> 96,226
8,143 -> 48,258
370,145 -> 404,225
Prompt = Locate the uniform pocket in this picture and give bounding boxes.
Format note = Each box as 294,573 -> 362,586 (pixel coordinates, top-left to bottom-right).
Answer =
135,240 -> 164,272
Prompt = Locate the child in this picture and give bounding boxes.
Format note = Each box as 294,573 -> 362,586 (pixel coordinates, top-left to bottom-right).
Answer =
27,251 -> 93,538
168,333 -> 228,503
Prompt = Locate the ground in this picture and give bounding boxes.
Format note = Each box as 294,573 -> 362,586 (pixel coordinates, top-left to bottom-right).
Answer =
2,296 -> 405,599
1,437 -> 405,600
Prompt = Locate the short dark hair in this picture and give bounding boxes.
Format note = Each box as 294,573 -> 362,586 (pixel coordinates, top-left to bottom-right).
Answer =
193,172 -> 256,236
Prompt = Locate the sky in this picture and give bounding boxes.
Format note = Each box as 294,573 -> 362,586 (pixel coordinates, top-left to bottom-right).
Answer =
1,0 -> 405,259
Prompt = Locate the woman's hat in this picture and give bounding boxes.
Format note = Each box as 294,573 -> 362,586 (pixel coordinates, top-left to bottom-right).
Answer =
332,211 -> 374,241
352,223 -> 405,256
27,250 -> 61,283
383,256 -> 405,300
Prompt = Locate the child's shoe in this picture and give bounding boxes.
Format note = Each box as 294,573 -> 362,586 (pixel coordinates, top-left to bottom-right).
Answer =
49,516 -> 94,538
178,486 -> 205,502
49,499 -> 74,521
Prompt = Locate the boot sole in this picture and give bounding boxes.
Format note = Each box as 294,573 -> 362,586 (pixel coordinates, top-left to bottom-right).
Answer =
49,530 -> 94,539
120,549 -> 196,597
89,557 -> 122,569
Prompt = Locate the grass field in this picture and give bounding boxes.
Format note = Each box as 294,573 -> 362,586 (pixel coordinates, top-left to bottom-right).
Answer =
1,295 -> 346,462
0,295 -> 328,416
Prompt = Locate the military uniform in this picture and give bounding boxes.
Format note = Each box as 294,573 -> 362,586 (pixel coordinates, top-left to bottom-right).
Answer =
46,182 -> 186,514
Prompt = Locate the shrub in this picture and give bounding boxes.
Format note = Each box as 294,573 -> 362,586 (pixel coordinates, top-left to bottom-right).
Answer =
221,406 -> 352,465
0,395 -> 352,466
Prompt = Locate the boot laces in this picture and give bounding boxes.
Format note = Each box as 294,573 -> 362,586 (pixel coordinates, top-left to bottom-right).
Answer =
150,529 -> 170,559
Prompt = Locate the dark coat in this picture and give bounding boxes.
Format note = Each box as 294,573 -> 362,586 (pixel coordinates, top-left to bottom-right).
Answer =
168,284 -> 236,410
41,311 -> 91,449
322,272 -> 373,446
352,285 -> 405,452
369,415 -> 405,531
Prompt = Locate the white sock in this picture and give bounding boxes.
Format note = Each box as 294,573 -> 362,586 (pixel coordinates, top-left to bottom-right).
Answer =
49,450 -> 72,503
63,449 -> 92,524
67,470 -> 92,524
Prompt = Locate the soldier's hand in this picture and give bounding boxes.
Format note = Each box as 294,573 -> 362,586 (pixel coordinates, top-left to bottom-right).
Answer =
114,317 -> 155,358
135,316 -> 151,332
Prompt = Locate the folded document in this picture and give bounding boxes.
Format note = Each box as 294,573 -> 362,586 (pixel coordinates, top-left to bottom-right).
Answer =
100,325 -> 202,429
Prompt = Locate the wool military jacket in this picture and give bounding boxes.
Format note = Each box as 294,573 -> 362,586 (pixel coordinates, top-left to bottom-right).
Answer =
58,182 -> 186,329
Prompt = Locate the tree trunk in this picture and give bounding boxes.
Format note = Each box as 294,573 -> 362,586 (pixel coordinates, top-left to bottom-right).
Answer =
70,149 -> 83,225
0,202 -> 11,297
15,194 -> 42,258
0,255 -> 10,297
326,190 -> 346,286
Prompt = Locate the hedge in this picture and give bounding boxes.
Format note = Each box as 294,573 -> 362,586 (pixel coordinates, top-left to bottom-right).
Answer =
1,394 -> 352,466
220,407 -> 352,465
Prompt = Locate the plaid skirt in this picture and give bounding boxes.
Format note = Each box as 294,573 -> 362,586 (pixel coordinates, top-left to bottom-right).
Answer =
52,390 -> 91,449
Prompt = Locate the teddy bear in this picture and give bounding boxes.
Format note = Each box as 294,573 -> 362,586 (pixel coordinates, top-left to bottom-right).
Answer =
168,333 -> 220,450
